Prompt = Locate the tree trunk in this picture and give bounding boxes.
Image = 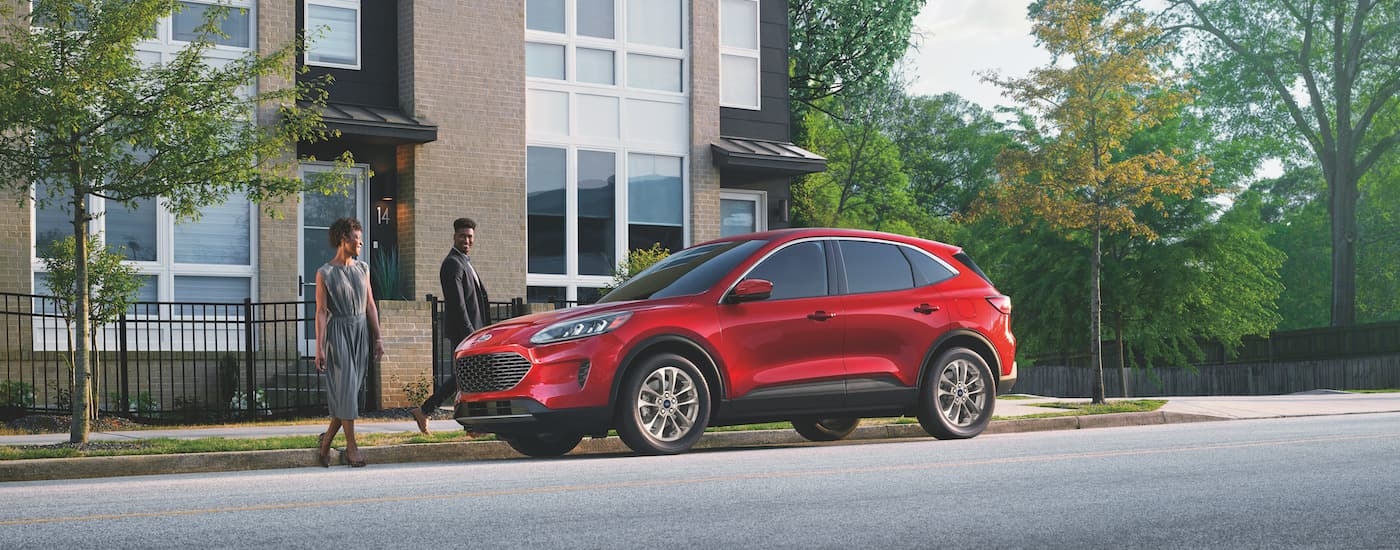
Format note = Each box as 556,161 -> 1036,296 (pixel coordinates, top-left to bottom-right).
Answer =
1326,157 -> 1359,327
1090,225 -> 1105,404
69,182 -> 91,444
1116,312 -> 1129,398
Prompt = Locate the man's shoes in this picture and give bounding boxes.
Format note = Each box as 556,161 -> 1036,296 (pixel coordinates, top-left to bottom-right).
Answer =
410,408 -> 433,435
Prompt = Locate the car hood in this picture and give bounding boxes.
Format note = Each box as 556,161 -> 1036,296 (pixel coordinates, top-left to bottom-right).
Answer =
458,300 -> 662,351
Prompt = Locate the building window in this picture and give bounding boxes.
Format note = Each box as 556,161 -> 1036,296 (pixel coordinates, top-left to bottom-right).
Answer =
171,0 -> 251,48
305,0 -> 360,69
720,0 -> 760,109
526,0 -> 690,304
140,0 -> 254,66
528,146 -> 568,275
627,153 -> 684,253
720,190 -> 766,237
31,188 -> 257,305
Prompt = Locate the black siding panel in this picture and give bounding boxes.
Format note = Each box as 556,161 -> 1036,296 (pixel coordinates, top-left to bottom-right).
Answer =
299,1 -> 399,109
720,0 -> 791,142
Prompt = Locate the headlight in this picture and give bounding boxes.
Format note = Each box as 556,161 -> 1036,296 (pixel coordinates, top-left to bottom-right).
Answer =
529,312 -> 633,345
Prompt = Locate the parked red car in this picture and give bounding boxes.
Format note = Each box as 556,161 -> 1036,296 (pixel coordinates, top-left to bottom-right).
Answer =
453,228 -> 1016,457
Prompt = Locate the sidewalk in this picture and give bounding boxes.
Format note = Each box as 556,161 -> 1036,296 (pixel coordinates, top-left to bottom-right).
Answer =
4,392 -> 1398,482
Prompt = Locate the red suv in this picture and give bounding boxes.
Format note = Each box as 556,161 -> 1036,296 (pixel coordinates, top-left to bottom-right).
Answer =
453,228 -> 1016,457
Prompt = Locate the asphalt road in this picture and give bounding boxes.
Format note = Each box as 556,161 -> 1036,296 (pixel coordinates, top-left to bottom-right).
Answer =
3,412 -> 1398,549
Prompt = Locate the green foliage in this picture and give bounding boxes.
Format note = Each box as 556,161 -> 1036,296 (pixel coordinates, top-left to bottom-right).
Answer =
887,93 -> 1014,220
38,234 -> 142,329
371,247 -> 406,300
788,0 -> 926,140
106,391 -> 158,414
392,372 -> 434,406
1242,167 -> 1332,330
0,380 -> 36,408
605,243 -> 671,293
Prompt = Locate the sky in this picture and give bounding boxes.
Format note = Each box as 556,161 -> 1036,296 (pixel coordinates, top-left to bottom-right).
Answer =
903,0 -> 1049,111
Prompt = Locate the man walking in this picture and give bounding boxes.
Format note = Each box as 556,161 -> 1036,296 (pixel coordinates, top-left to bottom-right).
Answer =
411,217 -> 489,434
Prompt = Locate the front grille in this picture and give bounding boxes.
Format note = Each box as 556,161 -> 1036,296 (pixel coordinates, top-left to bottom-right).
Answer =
455,352 -> 532,393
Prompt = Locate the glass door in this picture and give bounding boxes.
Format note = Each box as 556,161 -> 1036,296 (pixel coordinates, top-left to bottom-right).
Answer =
299,163 -> 369,354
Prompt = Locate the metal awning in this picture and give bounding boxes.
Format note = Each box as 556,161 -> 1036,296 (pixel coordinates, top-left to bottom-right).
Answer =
711,136 -> 827,176
303,102 -> 438,145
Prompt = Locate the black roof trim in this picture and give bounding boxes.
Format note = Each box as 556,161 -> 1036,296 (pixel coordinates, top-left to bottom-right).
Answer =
711,136 -> 827,176
302,102 -> 438,145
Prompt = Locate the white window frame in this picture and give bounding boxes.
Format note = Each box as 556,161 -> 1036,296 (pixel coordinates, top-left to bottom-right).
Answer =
304,0 -> 362,70
720,189 -> 767,236
719,0 -> 760,110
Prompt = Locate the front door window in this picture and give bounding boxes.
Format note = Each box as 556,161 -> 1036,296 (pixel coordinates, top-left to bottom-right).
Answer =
299,163 -> 368,353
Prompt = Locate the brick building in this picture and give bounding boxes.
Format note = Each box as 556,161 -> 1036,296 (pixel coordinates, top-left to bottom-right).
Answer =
2,1 -> 823,410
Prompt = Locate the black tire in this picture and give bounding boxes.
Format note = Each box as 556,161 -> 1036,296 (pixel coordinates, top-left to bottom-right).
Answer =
615,352 -> 711,455
502,432 -> 584,457
791,417 -> 861,442
916,347 -> 995,439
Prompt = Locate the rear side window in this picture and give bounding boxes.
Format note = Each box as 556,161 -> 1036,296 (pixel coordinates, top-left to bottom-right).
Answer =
902,247 -> 957,287
747,241 -> 828,300
954,252 -> 995,285
840,240 -> 914,294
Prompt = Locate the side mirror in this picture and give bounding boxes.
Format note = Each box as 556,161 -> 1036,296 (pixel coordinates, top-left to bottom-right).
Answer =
726,278 -> 773,303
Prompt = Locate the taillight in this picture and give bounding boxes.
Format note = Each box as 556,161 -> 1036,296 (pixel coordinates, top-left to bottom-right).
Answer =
986,295 -> 1012,315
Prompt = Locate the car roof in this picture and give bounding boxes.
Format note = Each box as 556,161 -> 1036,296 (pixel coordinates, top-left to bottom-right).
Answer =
701,227 -> 963,256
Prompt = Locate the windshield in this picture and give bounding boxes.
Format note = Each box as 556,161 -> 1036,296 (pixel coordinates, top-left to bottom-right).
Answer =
598,239 -> 767,303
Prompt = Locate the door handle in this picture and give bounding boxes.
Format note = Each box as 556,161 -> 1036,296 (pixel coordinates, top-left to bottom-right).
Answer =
298,275 -> 304,298
807,311 -> 836,321
913,304 -> 939,315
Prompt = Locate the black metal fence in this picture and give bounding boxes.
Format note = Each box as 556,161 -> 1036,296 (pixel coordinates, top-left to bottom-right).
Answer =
0,290 -> 595,424
0,292 -> 320,423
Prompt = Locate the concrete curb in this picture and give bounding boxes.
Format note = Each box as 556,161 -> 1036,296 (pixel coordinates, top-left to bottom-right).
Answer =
0,411 -> 1230,482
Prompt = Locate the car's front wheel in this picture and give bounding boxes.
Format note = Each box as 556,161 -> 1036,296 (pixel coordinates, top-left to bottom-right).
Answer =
501,432 -> 584,457
916,347 -> 995,439
615,352 -> 711,455
791,417 -> 861,441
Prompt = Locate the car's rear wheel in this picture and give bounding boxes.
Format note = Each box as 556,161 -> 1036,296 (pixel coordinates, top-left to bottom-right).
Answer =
791,417 -> 861,441
502,432 -> 584,457
917,347 -> 995,439
615,352 -> 711,455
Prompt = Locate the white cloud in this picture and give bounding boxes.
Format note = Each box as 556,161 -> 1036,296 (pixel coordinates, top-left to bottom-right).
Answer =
903,0 -> 1050,110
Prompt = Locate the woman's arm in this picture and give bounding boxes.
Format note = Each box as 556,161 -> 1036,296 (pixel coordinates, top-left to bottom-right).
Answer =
314,270 -> 330,372
365,264 -> 385,361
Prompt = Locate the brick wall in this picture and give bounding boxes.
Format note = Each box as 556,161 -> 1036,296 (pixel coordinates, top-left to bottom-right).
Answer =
398,0 -> 527,302
374,299 -> 435,408
1,6 -> 31,295
690,0 -> 722,244
256,0 -> 301,304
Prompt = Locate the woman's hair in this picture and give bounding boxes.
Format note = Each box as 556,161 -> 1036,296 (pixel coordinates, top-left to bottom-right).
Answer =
328,217 -> 362,248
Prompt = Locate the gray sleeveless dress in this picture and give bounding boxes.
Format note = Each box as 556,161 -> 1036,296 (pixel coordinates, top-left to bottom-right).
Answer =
319,260 -> 369,420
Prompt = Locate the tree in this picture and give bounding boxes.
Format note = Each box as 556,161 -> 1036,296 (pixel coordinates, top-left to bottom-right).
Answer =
38,235 -> 142,418
788,0 -> 926,138
0,0 -> 352,442
888,92 -> 1015,219
791,77 -> 918,234
1162,0 -> 1400,327
973,0 -> 1212,403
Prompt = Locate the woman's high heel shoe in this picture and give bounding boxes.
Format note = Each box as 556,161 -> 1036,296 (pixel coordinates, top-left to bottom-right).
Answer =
316,433 -> 332,468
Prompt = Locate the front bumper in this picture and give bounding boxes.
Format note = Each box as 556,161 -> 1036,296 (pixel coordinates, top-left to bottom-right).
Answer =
454,399 -> 611,437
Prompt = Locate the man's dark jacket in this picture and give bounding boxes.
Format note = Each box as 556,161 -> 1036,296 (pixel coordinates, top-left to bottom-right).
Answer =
440,248 -> 489,345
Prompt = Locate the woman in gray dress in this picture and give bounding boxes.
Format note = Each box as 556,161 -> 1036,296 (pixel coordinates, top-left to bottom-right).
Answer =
314,217 -> 384,467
